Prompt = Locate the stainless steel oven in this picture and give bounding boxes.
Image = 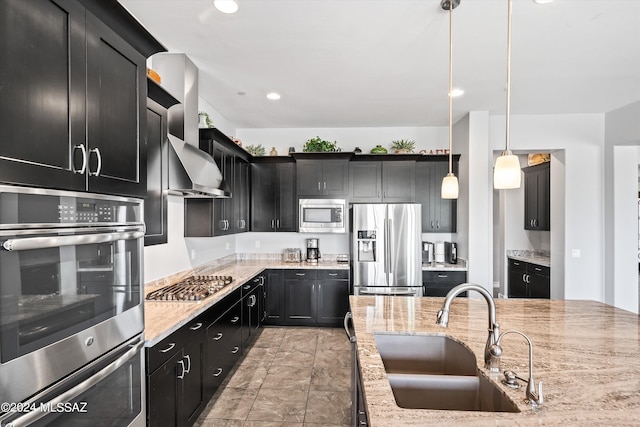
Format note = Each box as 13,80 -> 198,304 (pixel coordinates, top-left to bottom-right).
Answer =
0,185 -> 145,424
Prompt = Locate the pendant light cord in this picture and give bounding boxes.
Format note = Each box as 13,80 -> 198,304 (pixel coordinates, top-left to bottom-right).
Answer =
505,0 -> 512,153
448,2 -> 454,175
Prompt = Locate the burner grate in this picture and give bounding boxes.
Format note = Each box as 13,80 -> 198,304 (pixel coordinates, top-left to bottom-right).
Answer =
145,275 -> 233,301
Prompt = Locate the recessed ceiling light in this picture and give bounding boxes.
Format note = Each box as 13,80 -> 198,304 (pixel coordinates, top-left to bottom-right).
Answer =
237,91 -> 246,96
533,0 -> 554,4
449,88 -> 464,97
266,92 -> 281,100
213,0 -> 239,14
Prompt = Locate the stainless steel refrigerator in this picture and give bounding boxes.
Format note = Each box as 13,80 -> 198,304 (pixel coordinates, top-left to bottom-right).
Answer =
352,204 -> 422,296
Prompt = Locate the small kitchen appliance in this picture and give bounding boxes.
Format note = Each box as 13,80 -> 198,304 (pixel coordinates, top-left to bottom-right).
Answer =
434,241 -> 446,264
306,238 -> 321,263
445,241 -> 458,264
283,248 -> 302,263
422,241 -> 434,264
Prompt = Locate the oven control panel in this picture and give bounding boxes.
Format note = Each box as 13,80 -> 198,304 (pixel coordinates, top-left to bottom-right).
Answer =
58,202 -> 114,223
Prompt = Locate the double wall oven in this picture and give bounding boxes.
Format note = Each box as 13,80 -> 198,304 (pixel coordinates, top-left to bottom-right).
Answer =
0,186 -> 145,426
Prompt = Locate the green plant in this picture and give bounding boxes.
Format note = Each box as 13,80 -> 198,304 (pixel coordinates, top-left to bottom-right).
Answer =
245,144 -> 266,156
302,136 -> 341,152
198,111 -> 213,127
391,139 -> 416,153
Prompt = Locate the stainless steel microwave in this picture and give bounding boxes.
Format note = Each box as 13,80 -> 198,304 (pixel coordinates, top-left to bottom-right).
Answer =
299,199 -> 346,233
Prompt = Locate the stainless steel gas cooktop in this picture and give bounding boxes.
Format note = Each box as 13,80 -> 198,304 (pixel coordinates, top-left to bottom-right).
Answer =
145,275 -> 233,302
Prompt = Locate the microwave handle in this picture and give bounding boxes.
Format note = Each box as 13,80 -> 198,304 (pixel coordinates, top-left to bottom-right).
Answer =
8,338 -> 144,427
2,229 -> 145,251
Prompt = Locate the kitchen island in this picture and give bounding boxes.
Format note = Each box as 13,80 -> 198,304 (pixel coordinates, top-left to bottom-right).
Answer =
349,295 -> 640,426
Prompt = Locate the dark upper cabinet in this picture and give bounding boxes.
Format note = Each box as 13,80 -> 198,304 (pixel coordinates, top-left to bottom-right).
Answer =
233,158 -> 250,233
250,159 -> 296,232
295,158 -> 349,197
416,158 -> 458,233
524,163 -> 550,231
145,80 -> 179,246
349,159 -> 416,203
0,0 -> 162,197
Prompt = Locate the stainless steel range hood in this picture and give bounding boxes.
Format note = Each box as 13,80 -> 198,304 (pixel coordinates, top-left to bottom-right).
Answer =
167,135 -> 231,198
152,53 -> 230,198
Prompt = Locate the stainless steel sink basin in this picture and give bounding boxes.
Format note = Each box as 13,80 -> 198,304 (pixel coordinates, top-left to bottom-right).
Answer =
374,333 -> 477,376
374,333 -> 520,413
386,373 -> 520,412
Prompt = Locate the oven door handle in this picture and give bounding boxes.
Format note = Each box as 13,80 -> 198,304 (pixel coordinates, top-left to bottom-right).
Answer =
8,339 -> 144,427
2,229 -> 145,251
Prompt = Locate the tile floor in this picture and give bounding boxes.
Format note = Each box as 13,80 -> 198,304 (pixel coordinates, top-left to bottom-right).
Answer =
195,327 -> 353,427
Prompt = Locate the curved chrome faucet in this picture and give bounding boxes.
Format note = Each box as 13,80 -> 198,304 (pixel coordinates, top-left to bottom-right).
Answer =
489,330 -> 544,407
436,283 -> 501,372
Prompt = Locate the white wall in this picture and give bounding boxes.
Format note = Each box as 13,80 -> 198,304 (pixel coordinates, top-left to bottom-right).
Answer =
604,100 -> 640,313
236,126 -> 448,157
235,232 -> 350,256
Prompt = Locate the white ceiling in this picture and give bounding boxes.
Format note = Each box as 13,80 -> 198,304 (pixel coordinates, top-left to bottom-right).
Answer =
119,0 -> 640,128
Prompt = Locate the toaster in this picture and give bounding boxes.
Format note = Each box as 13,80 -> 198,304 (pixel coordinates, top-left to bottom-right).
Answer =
282,248 -> 302,263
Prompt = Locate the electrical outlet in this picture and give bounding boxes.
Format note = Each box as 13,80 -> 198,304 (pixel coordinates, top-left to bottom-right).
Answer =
255,240 -> 260,248
191,249 -> 196,260
571,249 -> 581,258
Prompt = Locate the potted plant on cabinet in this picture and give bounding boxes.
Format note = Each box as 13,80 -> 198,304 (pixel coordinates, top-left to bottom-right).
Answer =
302,136 -> 341,152
391,139 -> 416,154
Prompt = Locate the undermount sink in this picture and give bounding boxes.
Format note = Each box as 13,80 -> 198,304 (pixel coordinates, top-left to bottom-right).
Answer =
374,333 -> 520,413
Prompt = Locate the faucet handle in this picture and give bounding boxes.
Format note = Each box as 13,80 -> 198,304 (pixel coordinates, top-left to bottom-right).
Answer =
527,381 -> 543,407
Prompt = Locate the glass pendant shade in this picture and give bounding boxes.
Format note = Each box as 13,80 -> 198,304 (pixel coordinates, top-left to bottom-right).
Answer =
441,173 -> 459,199
493,151 -> 521,189
213,0 -> 239,14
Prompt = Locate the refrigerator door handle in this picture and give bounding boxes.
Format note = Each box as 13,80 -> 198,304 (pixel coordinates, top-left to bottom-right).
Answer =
387,218 -> 393,276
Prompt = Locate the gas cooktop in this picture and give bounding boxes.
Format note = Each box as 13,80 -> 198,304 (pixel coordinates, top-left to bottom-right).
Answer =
145,275 -> 233,302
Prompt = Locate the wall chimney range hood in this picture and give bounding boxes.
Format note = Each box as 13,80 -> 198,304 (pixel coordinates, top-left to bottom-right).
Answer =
168,135 -> 231,198
152,53 -> 230,198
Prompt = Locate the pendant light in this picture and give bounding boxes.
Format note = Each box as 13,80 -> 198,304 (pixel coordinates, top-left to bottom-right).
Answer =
213,0 -> 239,14
441,0 -> 460,199
493,0 -> 521,189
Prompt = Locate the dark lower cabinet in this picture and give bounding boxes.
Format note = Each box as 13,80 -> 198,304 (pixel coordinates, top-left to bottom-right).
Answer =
146,317 -> 207,427
508,258 -> 550,299
241,275 -> 265,346
270,269 -> 350,327
264,270 -> 285,325
206,301 -> 242,399
422,270 -> 467,297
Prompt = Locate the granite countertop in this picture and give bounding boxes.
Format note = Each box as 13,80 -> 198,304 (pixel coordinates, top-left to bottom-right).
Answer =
507,250 -> 551,267
422,258 -> 468,271
349,295 -> 640,426
144,259 -> 349,347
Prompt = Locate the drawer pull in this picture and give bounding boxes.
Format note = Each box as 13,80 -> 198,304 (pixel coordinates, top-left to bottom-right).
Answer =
159,343 -> 175,353
243,284 -> 251,290
189,322 -> 203,331
437,274 -> 448,278
295,273 -> 306,276
213,368 -> 223,377
231,346 -> 239,354
231,316 -> 240,323
213,332 -> 223,341
534,267 -> 542,272
328,273 -> 338,276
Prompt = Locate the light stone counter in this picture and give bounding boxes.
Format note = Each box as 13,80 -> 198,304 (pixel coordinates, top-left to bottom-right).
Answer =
507,250 -> 551,267
349,295 -> 640,426
421,258 -> 468,271
144,258 -> 349,347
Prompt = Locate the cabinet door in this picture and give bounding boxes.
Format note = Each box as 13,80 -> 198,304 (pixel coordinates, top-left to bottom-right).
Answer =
276,162 -> 297,232
181,336 -> 206,426
86,11 -> 147,197
322,160 -> 349,197
210,144 -> 234,235
508,260 -> 528,298
350,162 -> 382,202
233,158 -> 250,233
145,99 -> 168,245
524,164 -> 550,231
296,160 -> 323,196
316,280 -> 350,326
382,161 -> 415,202
206,302 -> 241,399
147,351 -> 181,427
264,270 -> 285,325
251,163 -> 276,231
416,160 -> 457,232
529,264 -> 550,299
284,280 -> 316,326
0,0 -> 87,191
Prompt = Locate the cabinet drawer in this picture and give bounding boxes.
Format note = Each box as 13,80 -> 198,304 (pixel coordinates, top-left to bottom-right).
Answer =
317,269 -> 349,281
422,271 -> 467,283
147,316 -> 206,374
508,258 -> 527,272
529,264 -> 550,277
284,269 -> 318,280
201,286 -> 242,324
